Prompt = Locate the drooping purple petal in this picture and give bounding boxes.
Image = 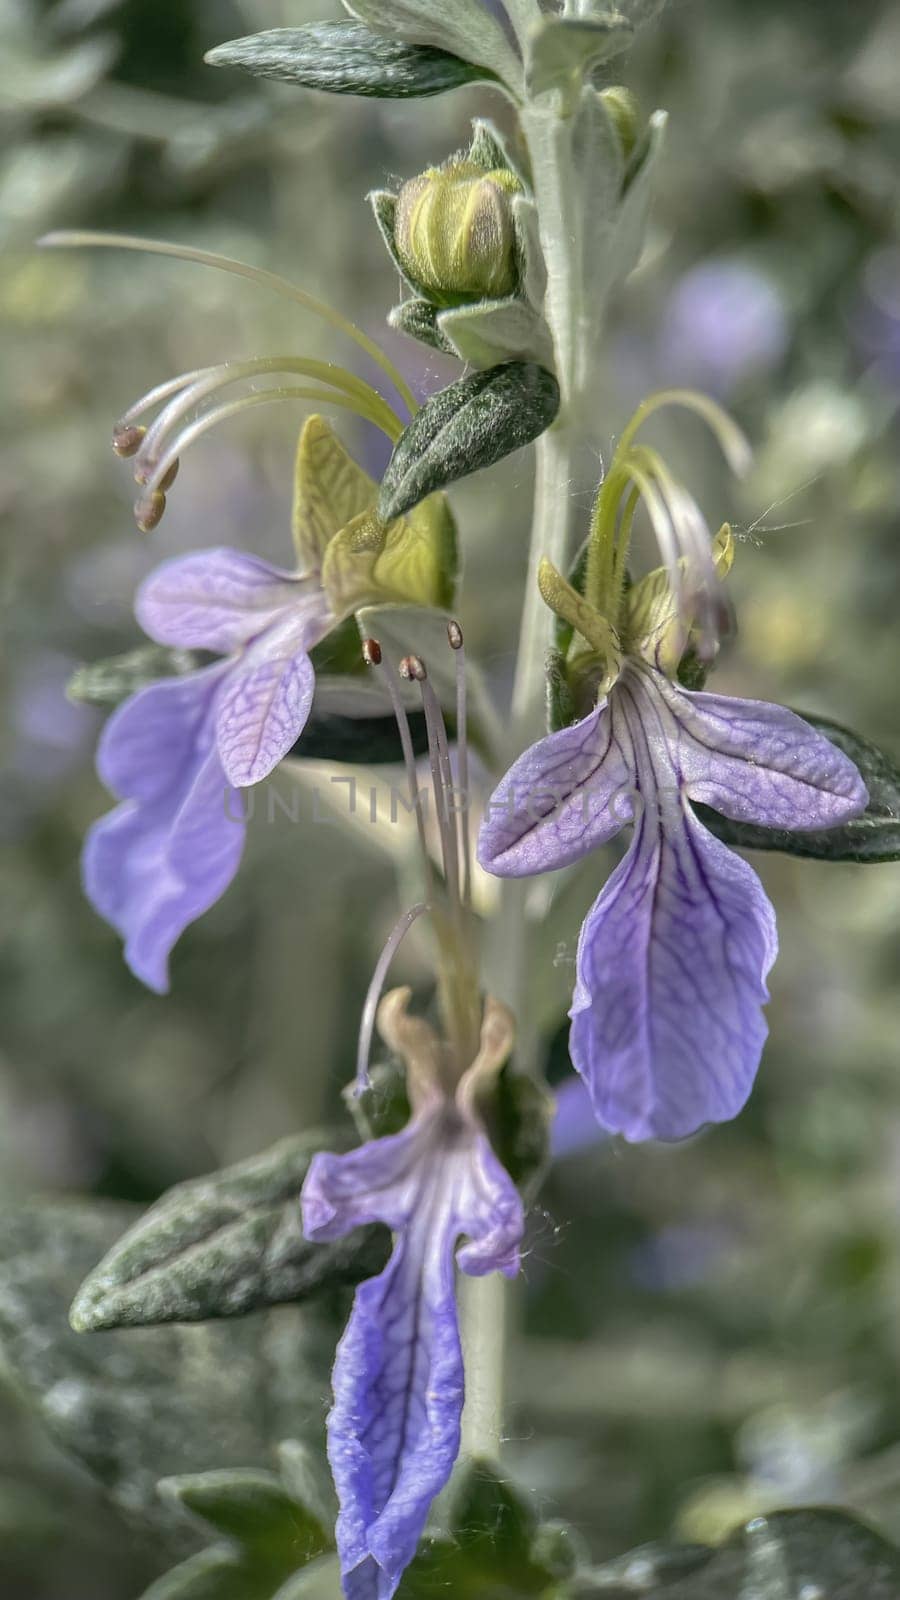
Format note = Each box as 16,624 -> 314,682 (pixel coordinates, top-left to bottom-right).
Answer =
570,797 -> 777,1141
302,1105 -> 523,1600
656,678 -> 869,828
136,548 -> 305,653
477,702 -> 634,877
215,624 -> 317,787
83,665 -> 244,992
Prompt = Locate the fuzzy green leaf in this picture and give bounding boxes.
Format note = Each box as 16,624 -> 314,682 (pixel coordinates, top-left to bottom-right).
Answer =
697,713 -> 900,864
378,362 -> 560,522
438,296 -> 554,369
67,645 -> 204,707
342,0 -> 522,91
526,14 -> 634,104
69,1134 -> 389,1332
204,24 -> 492,99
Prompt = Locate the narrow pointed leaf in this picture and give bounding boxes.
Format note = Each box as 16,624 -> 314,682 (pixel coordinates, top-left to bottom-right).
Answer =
378,362 -> 560,521
159,1469 -> 329,1564
698,712 -> 900,863
68,645 -> 204,707
205,24 -> 493,100
70,1134 -> 389,1331
342,0 -> 522,90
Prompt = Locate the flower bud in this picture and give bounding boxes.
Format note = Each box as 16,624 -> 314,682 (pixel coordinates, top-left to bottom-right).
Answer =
394,161 -> 521,307
600,86 -> 641,161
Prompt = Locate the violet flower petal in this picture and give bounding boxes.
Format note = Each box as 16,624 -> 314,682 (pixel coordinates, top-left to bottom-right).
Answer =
83,666 -> 244,992
136,548 -> 304,653
302,1106 -> 523,1600
570,798 -> 777,1142
215,628 -> 317,787
477,702 -> 634,877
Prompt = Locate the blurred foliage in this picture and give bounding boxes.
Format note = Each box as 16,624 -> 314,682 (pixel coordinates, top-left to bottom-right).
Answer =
1,0 -> 900,1595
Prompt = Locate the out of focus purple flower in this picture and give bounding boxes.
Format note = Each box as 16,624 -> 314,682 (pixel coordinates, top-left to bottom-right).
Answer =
12,650 -> 96,784
551,1076 -> 607,1160
854,247 -> 900,388
659,258 -> 789,397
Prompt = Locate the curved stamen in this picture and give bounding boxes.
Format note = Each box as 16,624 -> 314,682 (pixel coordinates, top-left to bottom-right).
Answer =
39,230 -> 418,418
362,640 -> 435,905
401,657 -> 461,920
355,902 -> 431,1094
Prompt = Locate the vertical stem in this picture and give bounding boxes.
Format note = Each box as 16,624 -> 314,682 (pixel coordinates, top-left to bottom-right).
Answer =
459,1272 -> 509,1460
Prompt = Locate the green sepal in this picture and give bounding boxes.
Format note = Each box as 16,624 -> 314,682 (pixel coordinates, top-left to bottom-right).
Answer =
378,362 -> 560,522
67,645 -> 205,707
467,118 -> 518,176
388,297 -> 458,356
698,712 -> 900,864
526,14 -> 634,107
399,1460 -> 562,1597
546,646 -> 577,733
204,24 -> 494,100
69,1133 -> 389,1332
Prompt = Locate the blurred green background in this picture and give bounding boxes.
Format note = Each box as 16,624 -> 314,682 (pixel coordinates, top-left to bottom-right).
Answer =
1,0 -> 900,1594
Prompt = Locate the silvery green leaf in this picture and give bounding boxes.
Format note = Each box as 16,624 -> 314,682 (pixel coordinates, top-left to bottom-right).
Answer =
388,297 -> 457,355
205,25 -> 492,100
0,1203 -> 338,1539
140,1545 -> 262,1600
608,108 -> 667,286
70,1135 -> 388,1331
67,645 -> 203,707
341,0 -> 522,95
698,712 -> 900,864
438,297 -> 554,369
377,362 -> 560,522
514,194 -> 548,314
369,188 -> 422,295
467,118 -> 518,175
525,14 -> 634,105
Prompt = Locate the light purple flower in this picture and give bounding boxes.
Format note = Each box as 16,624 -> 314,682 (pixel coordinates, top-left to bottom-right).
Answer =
84,548 -> 333,991
478,659 -> 868,1142
302,992 -> 523,1600
660,258 -> 789,398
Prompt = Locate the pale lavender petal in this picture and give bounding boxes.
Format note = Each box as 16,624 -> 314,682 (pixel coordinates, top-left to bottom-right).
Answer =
216,628 -> 317,787
477,702 -> 634,878
551,1078 -> 607,1160
570,801 -> 777,1142
136,548 -> 304,652
302,1107 -> 524,1600
83,666 -> 244,992
660,680 -> 869,828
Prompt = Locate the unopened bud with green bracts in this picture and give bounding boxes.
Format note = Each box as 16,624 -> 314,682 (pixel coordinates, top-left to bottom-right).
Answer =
393,159 -> 522,307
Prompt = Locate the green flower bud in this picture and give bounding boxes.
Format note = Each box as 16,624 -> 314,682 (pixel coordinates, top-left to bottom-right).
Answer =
600,86 -> 641,161
394,160 -> 521,307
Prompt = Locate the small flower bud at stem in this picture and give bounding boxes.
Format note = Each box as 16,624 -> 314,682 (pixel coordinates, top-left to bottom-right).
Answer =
447,620 -> 464,651
362,638 -> 382,667
394,161 -> 521,307
134,491 -> 166,533
600,87 -> 641,161
112,424 -> 146,458
399,654 -> 427,682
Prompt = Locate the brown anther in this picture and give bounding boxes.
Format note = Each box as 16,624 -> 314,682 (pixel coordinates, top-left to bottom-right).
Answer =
134,490 -> 166,533
399,654 -> 427,682
158,458 -> 180,493
112,423 -> 146,459
447,619 -> 464,651
362,638 -> 382,667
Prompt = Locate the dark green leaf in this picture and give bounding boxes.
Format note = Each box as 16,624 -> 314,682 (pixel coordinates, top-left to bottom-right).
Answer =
69,1134 -> 389,1331
697,712 -> 900,864
477,1064 -> 554,1198
573,1510 -> 900,1597
204,24 -> 492,100
160,1469 -> 328,1565
347,1059 -> 412,1142
67,645 -> 204,706
0,1203 -> 339,1541
290,705 -> 432,765
399,1459 -> 555,1598
378,362 -> 560,522
140,1545 -> 264,1600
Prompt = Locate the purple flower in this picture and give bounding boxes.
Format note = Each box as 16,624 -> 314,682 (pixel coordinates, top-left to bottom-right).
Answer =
84,550 -> 332,992
302,990 -> 523,1600
659,258 -> 789,398
478,659 -> 867,1142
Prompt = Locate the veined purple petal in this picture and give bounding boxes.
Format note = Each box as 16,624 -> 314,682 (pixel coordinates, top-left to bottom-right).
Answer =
83,665 -> 244,992
477,703 -> 634,877
302,1105 -> 523,1600
658,679 -> 869,827
570,801 -> 776,1140
215,619 -> 317,787
136,548 -> 307,653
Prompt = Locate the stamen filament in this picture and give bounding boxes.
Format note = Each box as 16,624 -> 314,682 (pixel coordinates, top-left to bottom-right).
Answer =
355,902 -> 431,1094
38,230 -> 418,419
614,386 -> 752,477
140,384 -> 399,497
448,622 -> 471,909
363,642 -> 435,906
